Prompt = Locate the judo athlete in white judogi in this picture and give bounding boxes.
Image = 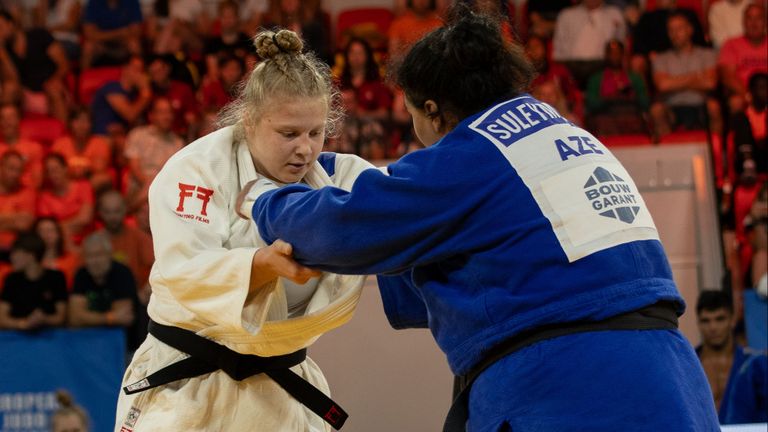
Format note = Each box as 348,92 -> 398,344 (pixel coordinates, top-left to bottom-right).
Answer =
114,29 -> 373,432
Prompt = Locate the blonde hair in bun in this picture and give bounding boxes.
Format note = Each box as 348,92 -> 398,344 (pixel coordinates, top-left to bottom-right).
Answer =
254,29 -> 302,58
218,28 -> 343,139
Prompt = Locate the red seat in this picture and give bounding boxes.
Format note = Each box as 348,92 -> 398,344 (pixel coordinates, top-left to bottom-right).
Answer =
598,134 -> 653,147
78,66 -> 122,105
19,115 -> 67,147
336,8 -> 394,51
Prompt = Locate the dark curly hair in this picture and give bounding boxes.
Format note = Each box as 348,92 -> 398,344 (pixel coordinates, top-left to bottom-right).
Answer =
392,5 -> 534,126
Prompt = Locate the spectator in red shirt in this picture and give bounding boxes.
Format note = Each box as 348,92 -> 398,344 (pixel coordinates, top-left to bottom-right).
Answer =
732,73 -> 767,179
719,3 -> 768,113
36,153 -> 94,248
199,54 -> 243,112
149,53 -> 198,140
339,38 -> 392,124
338,37 -> 393,158
526,35 -> 583,124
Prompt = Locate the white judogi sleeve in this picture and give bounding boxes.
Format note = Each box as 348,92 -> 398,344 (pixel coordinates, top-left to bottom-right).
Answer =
147,147 -> 263,335
330,153 -> 379,189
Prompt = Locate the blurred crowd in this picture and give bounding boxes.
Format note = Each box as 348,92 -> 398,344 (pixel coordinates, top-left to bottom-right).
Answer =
0,0 -> 765,425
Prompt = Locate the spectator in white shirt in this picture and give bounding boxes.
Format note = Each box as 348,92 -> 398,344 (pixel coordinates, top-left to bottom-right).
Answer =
708,0 -> 749,49
553,0 -> 626,88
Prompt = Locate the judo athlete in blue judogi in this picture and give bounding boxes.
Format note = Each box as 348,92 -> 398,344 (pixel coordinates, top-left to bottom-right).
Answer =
239,9 -> 721,432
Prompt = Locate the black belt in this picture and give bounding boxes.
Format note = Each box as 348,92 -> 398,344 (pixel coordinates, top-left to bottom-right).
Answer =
443,301 -> 680,432
123,320 -> 348,430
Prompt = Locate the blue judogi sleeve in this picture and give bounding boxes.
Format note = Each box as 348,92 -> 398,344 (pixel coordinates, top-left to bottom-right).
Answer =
717,346 -> 747,421
377,271 -> 429,329
252,145 -> 491,275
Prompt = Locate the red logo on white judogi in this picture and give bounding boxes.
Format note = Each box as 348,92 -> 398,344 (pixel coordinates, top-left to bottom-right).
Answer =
176,182 -> 214,223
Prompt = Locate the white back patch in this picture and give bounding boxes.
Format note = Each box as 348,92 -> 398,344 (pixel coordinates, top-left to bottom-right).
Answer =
469,102 -> 659,262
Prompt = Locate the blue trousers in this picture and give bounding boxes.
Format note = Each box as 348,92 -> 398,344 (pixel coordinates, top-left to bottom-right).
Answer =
468,329 -> 720,432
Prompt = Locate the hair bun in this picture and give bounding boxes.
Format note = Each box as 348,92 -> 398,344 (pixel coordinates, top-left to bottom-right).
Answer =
254,29 -> 303,60
445,12 -> 502,71
56,390 -> 74,408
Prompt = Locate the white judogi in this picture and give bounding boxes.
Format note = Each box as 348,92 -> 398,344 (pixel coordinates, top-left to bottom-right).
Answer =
115,126 -> 372,432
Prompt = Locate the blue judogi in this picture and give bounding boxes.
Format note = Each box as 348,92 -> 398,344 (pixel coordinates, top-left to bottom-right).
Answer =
252,95 -> 720,431
722,353 -> 768,424
703,345 -> 768,425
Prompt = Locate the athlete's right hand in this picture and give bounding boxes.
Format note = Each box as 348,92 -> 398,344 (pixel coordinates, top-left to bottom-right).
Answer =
250,239 -> 321,288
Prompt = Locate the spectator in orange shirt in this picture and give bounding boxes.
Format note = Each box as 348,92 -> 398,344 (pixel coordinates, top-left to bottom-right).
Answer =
0,103 -> 44,188
50,107 -> 113,192
388,0 -> 443,58
34,216 -> 80,290
36,153 -> 94,248
0,150 -> 35,259
96,189 -> 153,304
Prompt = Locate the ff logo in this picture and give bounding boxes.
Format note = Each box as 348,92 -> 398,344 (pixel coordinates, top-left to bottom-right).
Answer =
176,182 -> 214,223
583,167 -> 641,224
